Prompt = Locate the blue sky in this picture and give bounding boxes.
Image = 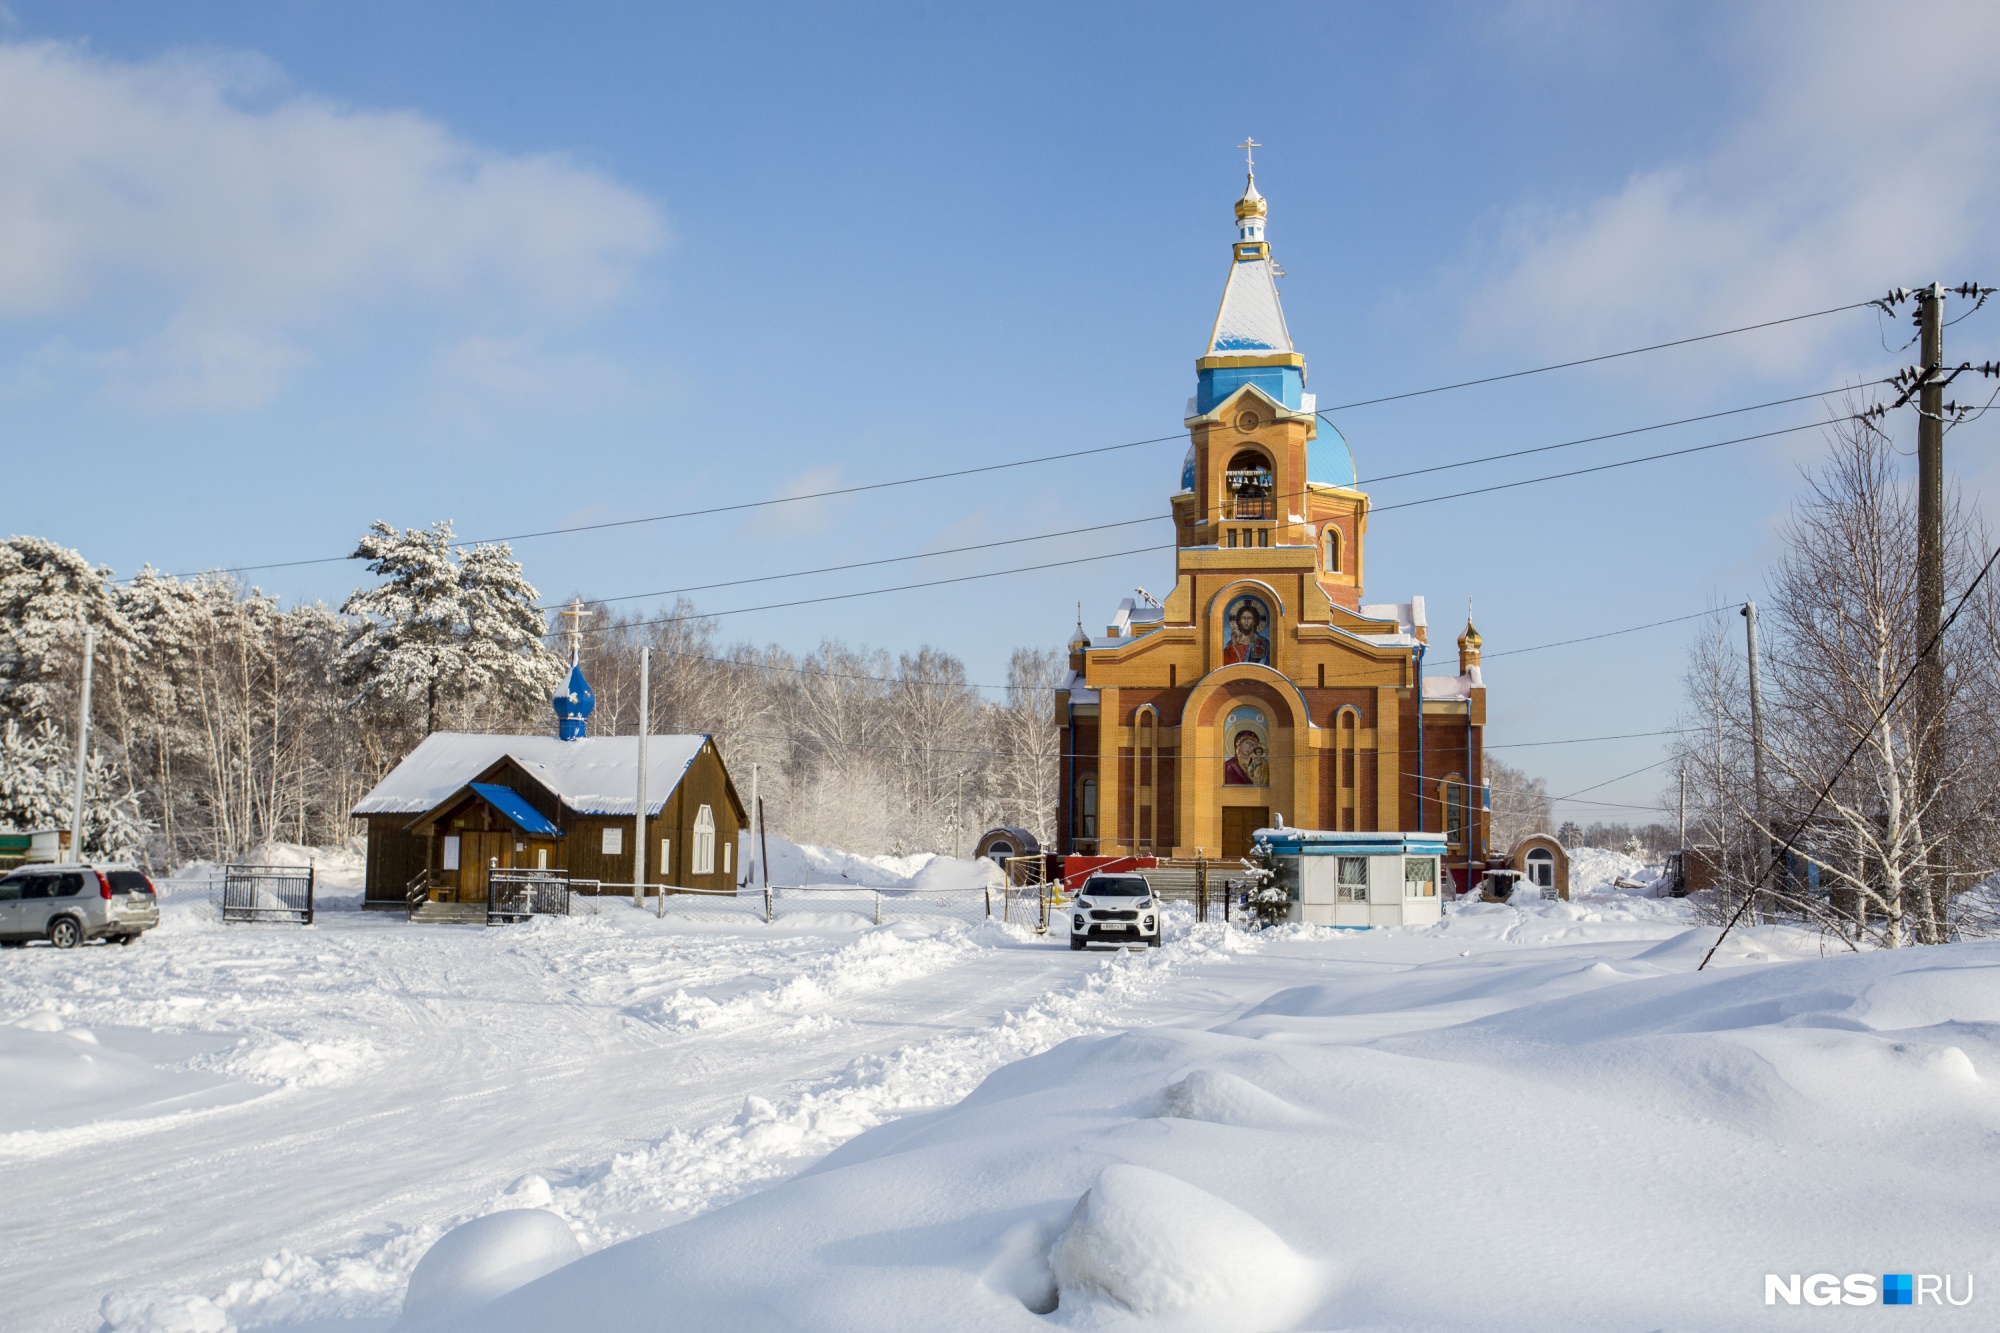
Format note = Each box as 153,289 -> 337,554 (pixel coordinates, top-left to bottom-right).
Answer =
4,0 -> 1998,821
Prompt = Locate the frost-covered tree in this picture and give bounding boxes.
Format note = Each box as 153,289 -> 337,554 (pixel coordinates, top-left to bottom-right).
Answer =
992,647 -> 1062,846
0,718 -> 150,859
0,536 -> 130,722
338,521 -> 564,736
1487,757 -> 1552,852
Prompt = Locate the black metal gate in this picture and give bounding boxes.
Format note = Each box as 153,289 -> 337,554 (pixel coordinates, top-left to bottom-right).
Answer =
487,868 -> 573,924
220,864 -> 315,925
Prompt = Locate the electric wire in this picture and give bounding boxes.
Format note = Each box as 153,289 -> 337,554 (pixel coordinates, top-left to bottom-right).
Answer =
1483,611 -> 1724,660
137,299 -> 1886,582
569,415 -> 1869,630
1697,539 -> 2000,968
1314,300 -> 1877,414
565,391 -> 1866,613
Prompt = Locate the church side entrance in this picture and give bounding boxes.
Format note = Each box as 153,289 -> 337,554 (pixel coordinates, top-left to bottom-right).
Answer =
1221,806 -> 1268,862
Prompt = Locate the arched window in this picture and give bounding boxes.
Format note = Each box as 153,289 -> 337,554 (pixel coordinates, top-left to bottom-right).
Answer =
1334,705 -> 1361,831
1526,847 -> 1555,889
693,804 -> 716,875
1135,706 -> 1159,855
1437,775 -> 1467,851
1076,777 -> 1098,842
1224,449 -> 1273,521
1323,526 -> 1343,574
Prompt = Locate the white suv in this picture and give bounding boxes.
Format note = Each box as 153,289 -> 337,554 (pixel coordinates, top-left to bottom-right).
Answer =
1068,873 -> 1160,950
0,863 -> 159,948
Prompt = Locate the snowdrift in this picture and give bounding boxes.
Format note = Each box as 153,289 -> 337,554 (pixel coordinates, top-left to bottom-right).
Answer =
446,938 -> 2000,1332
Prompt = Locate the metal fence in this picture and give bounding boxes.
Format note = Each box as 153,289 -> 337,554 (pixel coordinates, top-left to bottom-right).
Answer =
631,882 -> 998,926
219,864 -> 315,925
486,868 -> 574,924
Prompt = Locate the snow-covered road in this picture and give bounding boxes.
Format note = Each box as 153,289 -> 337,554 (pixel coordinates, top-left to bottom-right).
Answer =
3,892 -> 1192,1332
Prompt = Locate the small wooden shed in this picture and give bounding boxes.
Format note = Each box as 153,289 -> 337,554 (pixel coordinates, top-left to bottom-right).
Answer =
353,732 -> 746,909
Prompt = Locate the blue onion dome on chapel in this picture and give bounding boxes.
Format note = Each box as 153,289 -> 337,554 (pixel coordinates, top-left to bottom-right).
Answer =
552,661 -> 595,740
1308,417 -> 1358,489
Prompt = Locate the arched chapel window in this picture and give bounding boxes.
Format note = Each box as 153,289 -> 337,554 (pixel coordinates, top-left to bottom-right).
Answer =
1324,527 -> 1343,574
1076,777 -> 1098,842
693,804 -> 716,875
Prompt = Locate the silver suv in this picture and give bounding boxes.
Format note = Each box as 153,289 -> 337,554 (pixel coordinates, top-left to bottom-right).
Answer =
0,863 -> 159,948
1068,873 -> 1160,950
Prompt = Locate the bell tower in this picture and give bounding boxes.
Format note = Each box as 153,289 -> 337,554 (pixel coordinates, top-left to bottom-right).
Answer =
1057,153 -> 1484,877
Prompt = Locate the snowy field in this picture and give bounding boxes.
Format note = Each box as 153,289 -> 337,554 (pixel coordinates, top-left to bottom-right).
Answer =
2,850 -> 1995,1330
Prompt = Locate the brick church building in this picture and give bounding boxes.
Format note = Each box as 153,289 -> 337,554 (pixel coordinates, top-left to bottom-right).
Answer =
1057,163 -> 1489,888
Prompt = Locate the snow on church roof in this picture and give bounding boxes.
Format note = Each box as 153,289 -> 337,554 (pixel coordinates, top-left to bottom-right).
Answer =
352,732 -> 710,818
1207,256 -> 1293,355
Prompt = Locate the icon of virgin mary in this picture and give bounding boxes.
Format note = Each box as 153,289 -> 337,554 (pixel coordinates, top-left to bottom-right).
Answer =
1222,706 -> 1270,786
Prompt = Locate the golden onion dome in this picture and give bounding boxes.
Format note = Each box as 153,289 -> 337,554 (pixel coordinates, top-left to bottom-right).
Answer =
1458,619 -> 1483,651
1235,176 -> 1267,221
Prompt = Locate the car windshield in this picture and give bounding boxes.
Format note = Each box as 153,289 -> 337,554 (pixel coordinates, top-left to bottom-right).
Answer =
1085,877 -> 1149,897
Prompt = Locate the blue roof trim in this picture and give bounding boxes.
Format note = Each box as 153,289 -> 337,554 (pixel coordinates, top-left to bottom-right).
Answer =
468,782 -> 563,838
1257,830 -> 1449,857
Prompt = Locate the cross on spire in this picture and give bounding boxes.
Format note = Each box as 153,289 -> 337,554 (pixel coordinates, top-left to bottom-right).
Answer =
560,598 -> 591,665
1237,137 -> 1262,173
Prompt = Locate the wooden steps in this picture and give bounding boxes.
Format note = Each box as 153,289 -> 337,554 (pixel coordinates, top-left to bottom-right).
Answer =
411,901 -> 487,926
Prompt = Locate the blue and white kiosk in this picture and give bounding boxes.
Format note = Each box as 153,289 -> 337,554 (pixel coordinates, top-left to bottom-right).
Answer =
1255,829 -> 1450,929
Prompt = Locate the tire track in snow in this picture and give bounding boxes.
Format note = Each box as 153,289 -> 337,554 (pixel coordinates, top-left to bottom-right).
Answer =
101,922 -> 1255,1331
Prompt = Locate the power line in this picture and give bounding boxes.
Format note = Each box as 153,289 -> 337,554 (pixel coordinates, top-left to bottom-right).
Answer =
1699,537 -> 2000,968
1486,729 -> 1681,749
1355,381 -> 1882,487
572,406 -> 1862,619
1551,756 -> 1676,804
1370,418 -> 1842,516
1317,300 -> 1876,415
1483,611 -> 1724,660
139,300 -> 1883,582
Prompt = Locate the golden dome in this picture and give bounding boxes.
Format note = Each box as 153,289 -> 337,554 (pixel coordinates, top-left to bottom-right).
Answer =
1235,176 -> 1267,221
1458,619 -> 1482,651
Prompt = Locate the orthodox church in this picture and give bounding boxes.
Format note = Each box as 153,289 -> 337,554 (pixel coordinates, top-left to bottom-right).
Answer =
1057,163 -> 1489,889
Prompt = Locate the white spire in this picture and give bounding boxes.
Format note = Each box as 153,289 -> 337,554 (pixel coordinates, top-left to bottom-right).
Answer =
1204,145 -> 1291,357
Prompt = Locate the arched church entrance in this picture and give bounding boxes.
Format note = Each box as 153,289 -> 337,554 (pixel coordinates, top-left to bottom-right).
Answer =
1183,669 -> 1303,864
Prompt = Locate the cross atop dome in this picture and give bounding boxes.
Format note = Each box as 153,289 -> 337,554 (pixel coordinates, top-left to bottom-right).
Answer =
1205,144 -> 1291,363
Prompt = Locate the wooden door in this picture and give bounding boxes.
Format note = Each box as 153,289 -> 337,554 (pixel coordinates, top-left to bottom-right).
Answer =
1221,807 -> 1268,862
459,832 -> 505,902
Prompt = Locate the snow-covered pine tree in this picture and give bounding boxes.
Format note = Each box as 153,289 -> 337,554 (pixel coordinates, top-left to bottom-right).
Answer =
0,536 -> 132,722
339,521 -> 564,736
1241,838 -> 1290,927
0,718 -> 151,860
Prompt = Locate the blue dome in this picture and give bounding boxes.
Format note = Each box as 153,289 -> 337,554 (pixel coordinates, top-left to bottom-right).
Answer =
1179,444 -> 1196,492
1308,418 -> 1357,489
552,661 -> 595,740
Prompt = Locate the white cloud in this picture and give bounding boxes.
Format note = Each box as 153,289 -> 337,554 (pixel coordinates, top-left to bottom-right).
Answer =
0,40 -> 666,409
1467,1 -> 2000,382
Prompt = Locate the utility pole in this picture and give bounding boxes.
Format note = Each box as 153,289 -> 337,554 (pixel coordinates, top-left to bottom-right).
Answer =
1741,601 -> 1768,923
69,627 -> 95,861
634,646 -> 648,908
1915,284 -> 1946,941
1677,766 -> 1687,850
955,771 -> 964,860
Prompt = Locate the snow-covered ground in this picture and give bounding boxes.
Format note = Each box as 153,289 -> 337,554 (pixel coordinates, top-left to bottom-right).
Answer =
4,852 -> 1995,1330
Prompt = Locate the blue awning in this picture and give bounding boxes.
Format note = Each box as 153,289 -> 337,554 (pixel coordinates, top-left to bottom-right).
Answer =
468,783 -> 563,838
